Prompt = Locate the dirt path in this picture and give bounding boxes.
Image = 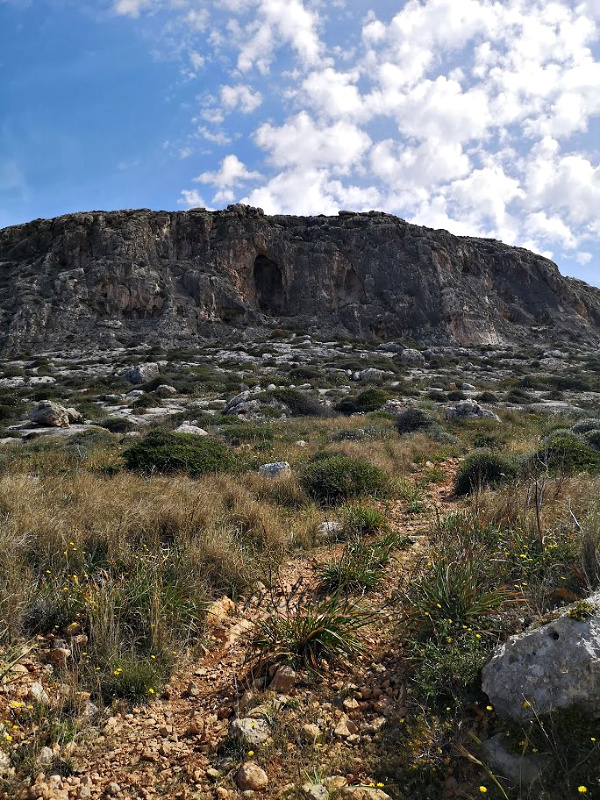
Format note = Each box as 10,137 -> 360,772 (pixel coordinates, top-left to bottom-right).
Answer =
16,461 -> 461,800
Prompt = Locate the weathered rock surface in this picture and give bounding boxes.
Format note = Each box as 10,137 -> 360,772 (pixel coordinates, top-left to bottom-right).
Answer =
482,593 -> 600,720
124,363 -> 160,385
258,461 -> 291,478
445,399 -> 500,421
28,400 -> 70,428
1,205 -> 600,355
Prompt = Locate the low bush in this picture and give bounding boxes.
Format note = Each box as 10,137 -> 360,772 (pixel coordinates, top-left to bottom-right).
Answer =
267,388 -> 329,417
395,407 -> 435,435
99,417 -> 136,434
583,430 -> 600,451
571,418 -> 600,434
531,435 -> 600,476
454,450 -> 518,496
335,388 -> 388,415
123,430 -> 241,475
300,454 -> 390,504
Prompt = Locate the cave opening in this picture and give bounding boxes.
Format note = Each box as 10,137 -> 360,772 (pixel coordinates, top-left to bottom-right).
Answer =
253,254 -> 285,314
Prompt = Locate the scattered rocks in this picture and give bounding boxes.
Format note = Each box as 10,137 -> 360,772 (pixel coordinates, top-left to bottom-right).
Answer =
206,596 -> 236,626
482,593 -> 600,719
28,400 -> 70,428
334,716 -> 358,738
236,762 -> 269,791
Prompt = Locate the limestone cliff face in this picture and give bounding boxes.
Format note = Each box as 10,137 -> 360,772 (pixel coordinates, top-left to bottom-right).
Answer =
0,204 -> 599,354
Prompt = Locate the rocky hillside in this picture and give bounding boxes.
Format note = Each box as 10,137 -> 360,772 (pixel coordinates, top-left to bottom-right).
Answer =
1,204 -> 599,355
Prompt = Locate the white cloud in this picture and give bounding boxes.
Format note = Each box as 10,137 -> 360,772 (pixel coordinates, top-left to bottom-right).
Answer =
194,154 -> 261,203
178,189 -> 211,208
113,0 -> 154,18
220,84 -> 263,114
254,112 -> 371,173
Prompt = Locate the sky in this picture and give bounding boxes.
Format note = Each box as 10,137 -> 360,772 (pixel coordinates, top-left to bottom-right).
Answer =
1,0 -> 599,288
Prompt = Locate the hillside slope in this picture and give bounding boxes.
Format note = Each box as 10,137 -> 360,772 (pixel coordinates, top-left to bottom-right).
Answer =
1,204 -> 599,354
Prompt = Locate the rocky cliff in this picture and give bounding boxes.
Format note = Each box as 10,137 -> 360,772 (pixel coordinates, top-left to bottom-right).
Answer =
0,204 -> 599,355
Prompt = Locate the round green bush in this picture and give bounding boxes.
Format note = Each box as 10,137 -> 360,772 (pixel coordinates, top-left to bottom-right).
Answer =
300,454 -> 389,504
123,430 -> 240,476
454,450 -> 518,496
583,430 -> 600,451
335,388 -> 388,415
268,388 -> 329,417
572,418 -> 600,434
533,435 -> 600,475
395,407 -> 435,434
99,417 -> 137,434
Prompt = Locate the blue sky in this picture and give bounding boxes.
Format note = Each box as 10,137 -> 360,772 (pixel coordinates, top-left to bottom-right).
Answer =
1,0 -> 599,287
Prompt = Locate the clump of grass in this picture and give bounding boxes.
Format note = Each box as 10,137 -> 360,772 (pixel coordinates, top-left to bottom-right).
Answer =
300,454 -> 390,505
248,591 -> 375,671
395,407 -> 435,435
405,558 -> 515,637
454,450 -> 518,496
341,502 -> 388,536
123,430 -> 243,475
316,532 -> 409,593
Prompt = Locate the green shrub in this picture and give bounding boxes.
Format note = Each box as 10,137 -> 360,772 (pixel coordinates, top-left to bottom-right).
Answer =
395,407 -> 435,434
583,430 -> 600,451
99,417 -> 137,434
476,391 -> 499,403
335,388 -> 388,415
571,418 -> 600,434
300,454 -> 390,504
532,435 -> 600,476
123,430 -> 241,475
447,390 -> 466,401
267,388 -> 329,417
316,532 -> 407,594
454,450 -> 518,496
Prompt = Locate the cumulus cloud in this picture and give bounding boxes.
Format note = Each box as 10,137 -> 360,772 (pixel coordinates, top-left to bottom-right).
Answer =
193,154 -> 261,203
113,0 -> 600,274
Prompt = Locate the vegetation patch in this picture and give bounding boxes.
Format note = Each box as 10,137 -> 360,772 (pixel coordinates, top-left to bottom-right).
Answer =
300,454 -> 390,504
123,430 -> 242,475
454,450 -> 518,496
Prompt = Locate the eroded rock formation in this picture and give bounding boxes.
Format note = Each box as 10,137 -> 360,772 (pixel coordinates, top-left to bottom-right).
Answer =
0,204 -> 599,355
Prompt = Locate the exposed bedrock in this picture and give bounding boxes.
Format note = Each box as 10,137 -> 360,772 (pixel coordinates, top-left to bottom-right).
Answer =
0,204 -> 599,355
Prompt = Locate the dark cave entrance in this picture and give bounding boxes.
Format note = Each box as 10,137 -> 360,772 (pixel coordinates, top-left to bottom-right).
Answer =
253,254 -> 285,314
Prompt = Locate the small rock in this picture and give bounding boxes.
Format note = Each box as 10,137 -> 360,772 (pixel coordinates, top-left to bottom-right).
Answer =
339,788 -> 391,800
268,666 -> 297,693
334,716 -> 358,737
301,723 -> 320,741
400,348 -> 425,366
66,407 -> 84,423
482,734 -> 547,786
206,596 -> 236,626
49,647 -> 71,670
301,784 -> 329,800
27,681 -> 50,704
343,697 -> 359,712
236,763 -> 269,792
105,782 -> 121,796
317,521 -> 343,540
230,717 -> 270,747
258,461 -> 291,478
173,423 -> 208,436
187,681 -> 201,698
37,746 -> 54,765
124,363 -> 160,385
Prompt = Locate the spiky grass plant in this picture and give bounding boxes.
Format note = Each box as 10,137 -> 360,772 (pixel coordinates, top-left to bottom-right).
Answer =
248,591 -> 375,671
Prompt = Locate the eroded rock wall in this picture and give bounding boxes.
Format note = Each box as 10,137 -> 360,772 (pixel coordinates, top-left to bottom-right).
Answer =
0,204 -> 599,354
